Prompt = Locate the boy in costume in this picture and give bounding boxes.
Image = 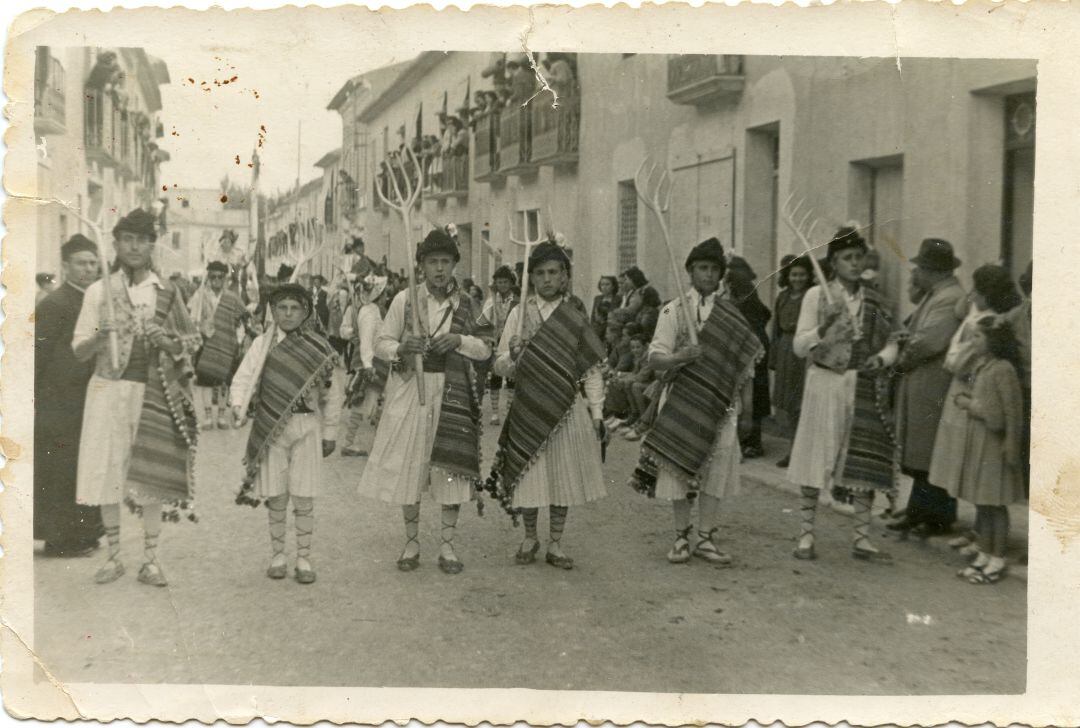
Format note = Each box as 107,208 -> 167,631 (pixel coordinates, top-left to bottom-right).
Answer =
231,284 -> 341,584
188,260 -> 248,429
628,238 -> 762,566
476,265 -> 519,424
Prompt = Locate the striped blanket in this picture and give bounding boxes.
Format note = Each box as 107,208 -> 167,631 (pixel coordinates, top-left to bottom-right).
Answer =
237,325 -> 337,506
841,287 -> 897,492
428,296 -> 484,483
629,298 -> 762,498
486,298 -> 605,516
124,283 -> 202,522
194,288 -> 246,385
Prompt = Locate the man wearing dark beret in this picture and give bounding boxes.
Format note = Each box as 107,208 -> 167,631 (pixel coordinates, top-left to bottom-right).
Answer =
188,260 -> 250,429
35,234 -> 104,557
358,227 -> 490,575
487,240 -> 608,570
71,208 -> 202,587
629,237 -> 762,567
477,264 -> 519,425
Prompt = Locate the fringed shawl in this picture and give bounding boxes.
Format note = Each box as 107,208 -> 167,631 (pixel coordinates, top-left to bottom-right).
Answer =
236,325 -> 337,507
194,288 -> 246,384
629,299 -> 762,498
486,298 -> 605,516
122,283 -> 202,522
428,296 -> 484,484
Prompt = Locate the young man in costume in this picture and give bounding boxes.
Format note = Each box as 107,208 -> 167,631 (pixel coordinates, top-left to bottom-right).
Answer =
188,260 -> 248,429
231,284 -> 340,584
487,241 -> 607,569
357,229 -> 489,575
629,238 -> 762,566
476,265 -> 518,425
35,234 -> 104,557
340,272 -> 390,457
72,208 -> 201,587
787,227 -> 898,563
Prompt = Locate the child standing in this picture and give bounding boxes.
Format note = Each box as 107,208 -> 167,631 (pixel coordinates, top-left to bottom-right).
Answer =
230,284 -> 341,584
953,316 -> 1026,584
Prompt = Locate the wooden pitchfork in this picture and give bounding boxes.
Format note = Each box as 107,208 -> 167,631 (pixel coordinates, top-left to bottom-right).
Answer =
375,146 -> 427,405
780,193 -> 834,305
506,212 -> 545,344
633,157 -> 697,346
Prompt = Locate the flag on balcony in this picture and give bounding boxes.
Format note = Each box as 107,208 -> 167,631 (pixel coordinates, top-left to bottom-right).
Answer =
415,100 -> 423,142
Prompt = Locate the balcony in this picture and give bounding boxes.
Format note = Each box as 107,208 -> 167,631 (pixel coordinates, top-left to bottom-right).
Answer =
666,55 -> 745,107
497,105 -> 534,175
531,91 -> 579,166
473,112 -> 501,182
33,53 -> 66,136
84,92 -> 119,168
428,153 -> 469,201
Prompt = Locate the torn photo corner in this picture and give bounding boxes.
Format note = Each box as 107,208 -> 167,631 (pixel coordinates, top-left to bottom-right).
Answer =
4,1 -> 1080,726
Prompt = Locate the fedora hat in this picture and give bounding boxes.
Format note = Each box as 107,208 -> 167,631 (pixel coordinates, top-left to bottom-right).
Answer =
910,238 -> 961,271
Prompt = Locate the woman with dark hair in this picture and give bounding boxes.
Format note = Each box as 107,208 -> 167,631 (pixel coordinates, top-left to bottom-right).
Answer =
611,266 -> 656,328
951,316 -> 1026,584
788,226 -> 898,563
591,275 -> 619,339
929,264 -> 1021,552
637,284 -> 663,339
727,257 -> 771,459
771,256 -> 814,467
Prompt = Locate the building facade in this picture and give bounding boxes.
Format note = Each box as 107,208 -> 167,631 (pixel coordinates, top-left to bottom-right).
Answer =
328,53 -> 1034,311
164,188 -> 252,277
34,47 -> 171,279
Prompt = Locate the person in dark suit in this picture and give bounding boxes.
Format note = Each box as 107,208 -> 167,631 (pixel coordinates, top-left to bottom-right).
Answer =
34,234 -> 105,557
310,274 -> 330,333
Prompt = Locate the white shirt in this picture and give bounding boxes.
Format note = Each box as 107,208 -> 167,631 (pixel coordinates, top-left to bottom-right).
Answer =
72,271 -> 163,352
648,287 -> 721,359
494,296 -> 604,420
356,303 -> 383,370
230,326 -> 342,440
792,284 -> 865,360
374,284 -> 490,363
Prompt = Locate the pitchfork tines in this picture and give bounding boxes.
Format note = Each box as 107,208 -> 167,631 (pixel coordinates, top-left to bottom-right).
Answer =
780,193 -> 821,253
375,145 -> 423,212
633,157 -> 674,216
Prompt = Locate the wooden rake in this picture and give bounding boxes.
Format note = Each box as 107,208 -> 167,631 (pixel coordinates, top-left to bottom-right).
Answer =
506,212 -> 545,344
780,193 -> 834,305
634,156 -> 697,346
375,145 -> 427,405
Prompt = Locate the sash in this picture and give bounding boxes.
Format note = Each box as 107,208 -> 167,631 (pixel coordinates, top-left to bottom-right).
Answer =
123,284 -> 202,521
629,299 -> 762,498
237,326 -> 337,506
485,298 -> 605,516
195,289 -> 246,383
428,296 -> 484,483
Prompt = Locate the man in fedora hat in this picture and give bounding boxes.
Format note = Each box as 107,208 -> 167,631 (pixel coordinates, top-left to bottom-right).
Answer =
870,237 -> 966,535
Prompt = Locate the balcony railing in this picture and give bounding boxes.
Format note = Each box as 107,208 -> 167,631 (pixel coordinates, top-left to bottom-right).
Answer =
429,153 -> 469,199
531,90 -> 579,166
497,105 -> 533,175
666,55 -> 745,106
473,112 -> 501,182
34,53 -> 66,136
84,92 -> 120,168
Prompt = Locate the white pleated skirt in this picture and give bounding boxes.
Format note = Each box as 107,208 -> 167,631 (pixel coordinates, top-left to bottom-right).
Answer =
357,370 -> 474,506
511,397 -> 607,508
76,376 -> 146,506
786,365 -> 857,491
654,409 -> 742,501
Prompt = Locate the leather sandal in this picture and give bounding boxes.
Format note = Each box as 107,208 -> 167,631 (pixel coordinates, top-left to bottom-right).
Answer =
545,551 -> 574,570
515,539 -> 540,565
667,526 -> 693,564
266,556 -> 287,580
94,558 -> 125,585
969,563 -> 1006,584
852,538 -> 893,564
397,536 -> 420,572
294,560 -> 317,585
693,528 -> 733,566
793,537 -> 817,561
438,554 -> 464,575
137,562 -> 168,587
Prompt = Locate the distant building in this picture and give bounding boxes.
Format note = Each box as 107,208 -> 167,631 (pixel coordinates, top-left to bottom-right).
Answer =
165,188 -> 251,277
34,47 -> 171,279
263,177 -> 324,279
331,52 -> 1034,310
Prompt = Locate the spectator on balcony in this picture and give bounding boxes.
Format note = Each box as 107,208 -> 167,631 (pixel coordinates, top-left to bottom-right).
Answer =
481,52 -> 508,90
507,54 -> 538,106
497,85 -> 514,110
483,90 -> 501,115
541,52 -> 577,102
449,116 -> 469,156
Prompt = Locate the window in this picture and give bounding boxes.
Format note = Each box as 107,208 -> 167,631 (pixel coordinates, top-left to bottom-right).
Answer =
524,209 -> 540,241
1002,92 -> 1035,274
617,180 -> 638,270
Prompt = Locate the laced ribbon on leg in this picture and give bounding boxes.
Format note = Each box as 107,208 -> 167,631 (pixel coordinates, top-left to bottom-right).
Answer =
852,491 -> 891,563
799,486 -> 818,542
521,508 -> 539,541
438,504 -> 464,574
546,505 -> 573,569
292,496 -> 314,561
267,494 -> 288,558
397,503 -> 421,571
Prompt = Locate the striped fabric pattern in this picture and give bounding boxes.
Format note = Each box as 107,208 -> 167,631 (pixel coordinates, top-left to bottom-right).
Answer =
429,297 -> 484,482
487,299 -> 605,515
630,299 -> 762,497
238,325 -> 336,506
125,284 -> 201,521
195,289 -> 246,384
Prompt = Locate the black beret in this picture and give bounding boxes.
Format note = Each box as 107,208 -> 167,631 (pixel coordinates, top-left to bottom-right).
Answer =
685,237 -> 726,271
113,208 -> 158,242
61,233 -> 98,261
415,228 -> 460,264
528,241 -> 572,273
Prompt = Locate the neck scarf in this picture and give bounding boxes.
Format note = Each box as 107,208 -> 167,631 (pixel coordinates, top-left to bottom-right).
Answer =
629,299 -> 762,497
485,298 -> 605,516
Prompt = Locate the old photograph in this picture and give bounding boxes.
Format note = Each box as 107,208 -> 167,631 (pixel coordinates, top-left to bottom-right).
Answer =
4,3 -> 1077,726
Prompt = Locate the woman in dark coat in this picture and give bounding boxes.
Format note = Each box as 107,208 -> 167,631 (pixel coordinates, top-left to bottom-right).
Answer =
590,275 -> 619,339
770,256 -> 814,467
